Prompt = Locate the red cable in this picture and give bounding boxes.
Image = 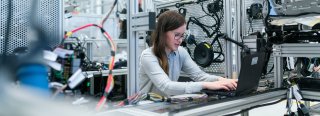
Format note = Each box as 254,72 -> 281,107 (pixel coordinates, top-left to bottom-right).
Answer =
95,97 -> 106,110
138,0 -> 142,5
63,23 -> 116,111
63,7 -> 118,111
71,24 -> 95,33
64,24 -> 95,39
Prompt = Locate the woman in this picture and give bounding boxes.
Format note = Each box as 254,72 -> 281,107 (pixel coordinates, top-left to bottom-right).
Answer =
139,11 -> 237,97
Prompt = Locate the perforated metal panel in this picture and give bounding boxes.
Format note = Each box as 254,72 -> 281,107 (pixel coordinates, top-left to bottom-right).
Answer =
244,0 -> 264,35
243,0 -> 274,77
156,0 -> 226,74
0,0 -> 63,54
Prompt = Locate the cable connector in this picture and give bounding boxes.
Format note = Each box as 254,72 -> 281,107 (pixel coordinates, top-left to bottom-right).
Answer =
109,70 -> 112,75
298,104 -> 310,116
103,92 -> 108,97
292,85 -> 302,101
113,0 -> 118,6
100,27 -> 106,33
111,51 -> 115,56
66,31 -> 73,38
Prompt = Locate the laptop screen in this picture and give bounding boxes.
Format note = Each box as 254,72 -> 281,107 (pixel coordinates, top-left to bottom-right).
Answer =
201,52 -> 267,96
235,52 -> 266,96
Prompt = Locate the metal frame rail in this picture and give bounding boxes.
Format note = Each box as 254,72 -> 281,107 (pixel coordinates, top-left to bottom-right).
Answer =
84,69 -> 127,76
273,43 -> 320,88
172,90 -> 286,116
127,0 -> 156,96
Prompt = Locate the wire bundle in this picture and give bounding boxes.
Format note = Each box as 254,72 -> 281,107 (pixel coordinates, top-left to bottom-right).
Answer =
168,94 -> 208,104
179,0 -> 225,66
186,0 -> 224,38
63,24 -> 116,111
116,93 -> 144,106
116,93 -> 164,106
62,0 -> 118,112
116,93 -> 208,107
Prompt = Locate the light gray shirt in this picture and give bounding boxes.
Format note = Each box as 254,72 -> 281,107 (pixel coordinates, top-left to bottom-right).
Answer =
139,46 -> 220,97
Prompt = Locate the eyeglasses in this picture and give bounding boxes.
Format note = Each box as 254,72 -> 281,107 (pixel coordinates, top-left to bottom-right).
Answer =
172,31 -> 186,40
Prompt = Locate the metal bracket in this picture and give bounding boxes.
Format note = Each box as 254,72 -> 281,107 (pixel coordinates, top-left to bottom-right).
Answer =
273,45 -> 281,56
131,12 -> 156,31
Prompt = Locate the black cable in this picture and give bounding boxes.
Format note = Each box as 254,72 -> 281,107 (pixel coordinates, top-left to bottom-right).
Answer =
194,16 -> 217,28
199,2 -> 212,17
199,2 -> 223,35
186,0 -> 223,38
239,3 -> 244,43
183,0 -> 225,64
3,0 -> 13,64
196,15 -> 209,19
187,17 -> 216,38
210,34 -> 225,62
223,98 -> 285,116
186,14 -> 222,38
263,0 -> 271,31
268,64 -> 274,74
221,34 -> 247,49
70,37 -> 93,69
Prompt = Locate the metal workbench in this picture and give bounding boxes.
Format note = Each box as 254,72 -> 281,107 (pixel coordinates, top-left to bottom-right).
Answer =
84,69 -> 127,77
99,90 -> 288,116
99,89 -> 320,116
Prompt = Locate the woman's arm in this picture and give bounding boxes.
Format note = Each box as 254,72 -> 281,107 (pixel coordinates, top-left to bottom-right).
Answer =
179,47 -> 237,90
140,51 -> 204,95
202,79 -> 238,91
180,47 -> 221,82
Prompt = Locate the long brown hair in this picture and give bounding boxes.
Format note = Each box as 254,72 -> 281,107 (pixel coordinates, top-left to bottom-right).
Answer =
151,11 -> 186,75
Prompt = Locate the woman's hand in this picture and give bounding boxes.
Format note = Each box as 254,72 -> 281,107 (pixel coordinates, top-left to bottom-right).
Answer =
219,77 -> 238,89
202,78 -> 238,91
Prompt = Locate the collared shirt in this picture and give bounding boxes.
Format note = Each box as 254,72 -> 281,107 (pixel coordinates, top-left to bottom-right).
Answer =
139,46 -> 220,97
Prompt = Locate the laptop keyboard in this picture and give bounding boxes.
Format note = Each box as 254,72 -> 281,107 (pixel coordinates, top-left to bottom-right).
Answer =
202,89 -> 236,96
213,90 -> 236,96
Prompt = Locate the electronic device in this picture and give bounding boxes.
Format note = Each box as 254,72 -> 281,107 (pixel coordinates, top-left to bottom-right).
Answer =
264,0 -> 320,44
269,0 -> 320,16
293,77 -> 320,91
90,74 -> 127,101
247,3 -> 263,19
202,52 -> 266,97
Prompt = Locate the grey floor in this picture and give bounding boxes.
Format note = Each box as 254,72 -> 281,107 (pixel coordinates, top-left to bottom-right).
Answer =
235,101 -> 320,116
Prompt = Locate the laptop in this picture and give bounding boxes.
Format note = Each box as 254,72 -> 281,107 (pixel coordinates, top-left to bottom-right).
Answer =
201,52 -> 266,97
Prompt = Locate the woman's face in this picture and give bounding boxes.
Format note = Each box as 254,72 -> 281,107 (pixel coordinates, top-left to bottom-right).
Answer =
165,24 -> 186,53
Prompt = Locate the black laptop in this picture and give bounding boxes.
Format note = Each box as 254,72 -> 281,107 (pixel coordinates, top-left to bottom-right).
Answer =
201,52 -> 266,97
